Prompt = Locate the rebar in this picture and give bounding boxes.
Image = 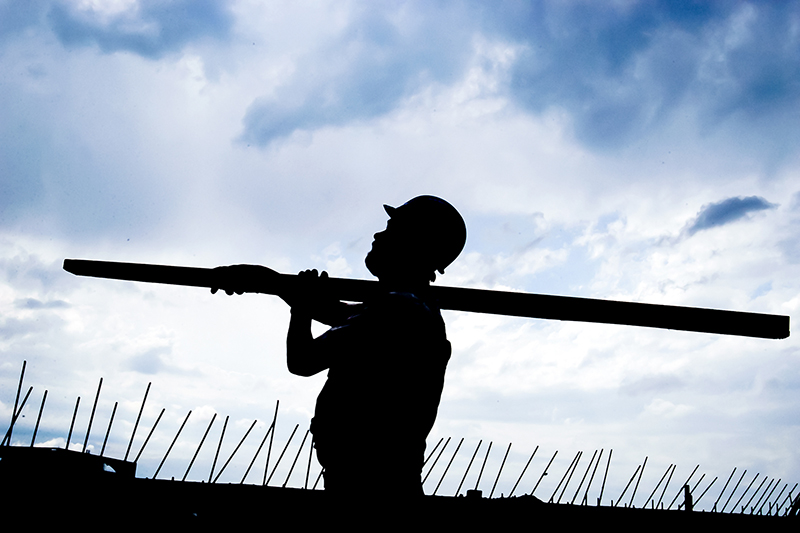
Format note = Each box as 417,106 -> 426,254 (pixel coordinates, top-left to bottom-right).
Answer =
615,463 -> 641,507
305,435 -> 314,489
598,449 -> 613,506
489,442 -> 512,499
214,419 -> 258,483
757,478 -> 780,515
423,437 -> 444,468
694,476 -> 717,508
100,401 -> 117,457
731,472 -> 760,513
474,441 -> 493,491
629,456 -> 647,507
283,429 -> 310,488
557,451 -> 582,504
241,420 -> 273,484
713,467 -> 737,512
669,464 -> 699,510
434,437 -> 463,496
6,361 -> 26,445
423,436 -> 451,484
657,464 -> 675,509
83,377 -> 103,453
532,450 -> 558,497
263,400 -> 279,486
30,389 -> 48,447
154,410 -> 192,478
125,382 -> 151,461
721,469 -> 746,513
550,451 -> 580,503
455,440 -> 482,496
510,445 -> 538,497
571,449 -> 597,505
644,463 -> 672,509
65,396 -> 80,450
742,475 -> 768,513
265,423 -> 299,485
2,386 -> 33,446
184,413 -> 216,481
582,449 -> 603,506
133,408 -> 165,463
210,415 -> 229,482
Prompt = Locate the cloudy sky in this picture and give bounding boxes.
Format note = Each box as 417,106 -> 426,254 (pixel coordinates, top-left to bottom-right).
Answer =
2,0 -> 799,510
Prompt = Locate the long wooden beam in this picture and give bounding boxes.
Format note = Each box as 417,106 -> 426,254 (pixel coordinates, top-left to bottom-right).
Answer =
62,259 -> 790,339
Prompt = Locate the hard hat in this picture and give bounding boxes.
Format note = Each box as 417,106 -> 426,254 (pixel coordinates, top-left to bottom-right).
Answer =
383,195 -> 467,274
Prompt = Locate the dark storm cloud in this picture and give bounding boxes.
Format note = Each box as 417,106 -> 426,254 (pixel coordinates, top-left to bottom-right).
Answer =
240,3 -> 474,146
0,0 -> 47,40
48,0 -> 233,59
487,1 -> 800,149
687,196 -> 776,236
239,1 -> 800,151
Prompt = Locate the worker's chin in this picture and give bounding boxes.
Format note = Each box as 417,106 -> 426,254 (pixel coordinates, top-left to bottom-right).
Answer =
365,251 -> 380,278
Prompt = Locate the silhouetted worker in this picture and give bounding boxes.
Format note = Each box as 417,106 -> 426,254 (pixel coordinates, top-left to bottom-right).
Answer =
291,196 -> 465,499
213,196 -> 466,500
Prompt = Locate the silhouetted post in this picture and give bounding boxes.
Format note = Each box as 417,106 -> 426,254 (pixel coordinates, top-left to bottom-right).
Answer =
684,485 -> 693,512
213,419 -> 257,483
83,377 -> 103,453
133,408 -> 165,463
30,389 -> 47,447
2,386 -> 32,447
100,401 -> 117,457
657,463 -> 675,509
125,382 -> 151,461
455,440 -> 482,497
65,396 -> 80,450
154,410 -> 192,478
184,413 -> 216,482
509,445 -> 538,497
669,465 -> 699,509
694,476 -> 717,509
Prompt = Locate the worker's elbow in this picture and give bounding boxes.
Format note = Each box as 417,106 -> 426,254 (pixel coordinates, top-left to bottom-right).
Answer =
287,361 -> 314,377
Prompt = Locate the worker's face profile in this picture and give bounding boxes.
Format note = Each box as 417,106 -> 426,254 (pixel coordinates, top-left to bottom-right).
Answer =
366,217 -> 425,279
